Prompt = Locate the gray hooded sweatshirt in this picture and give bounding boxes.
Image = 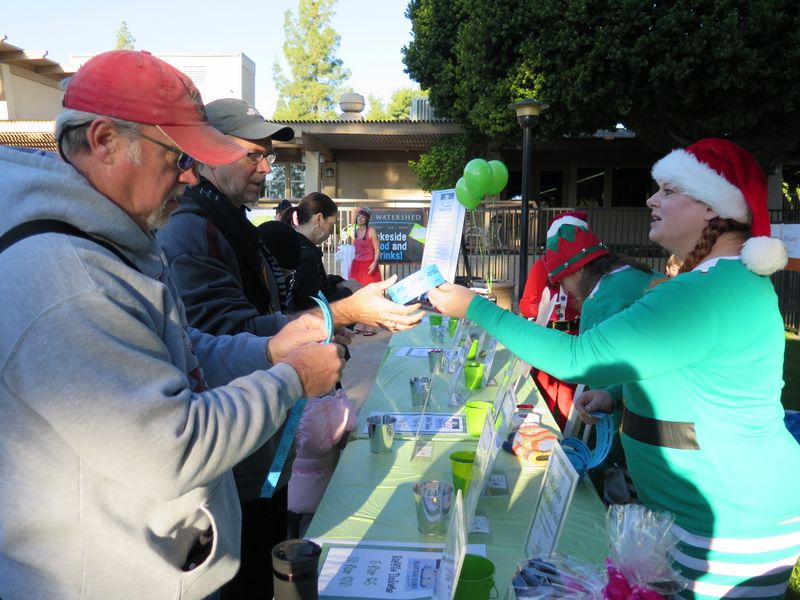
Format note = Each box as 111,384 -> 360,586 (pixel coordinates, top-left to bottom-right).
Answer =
0,147 -> 303,599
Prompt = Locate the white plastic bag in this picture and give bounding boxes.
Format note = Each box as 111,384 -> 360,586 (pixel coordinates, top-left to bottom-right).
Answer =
335,244 -> 355,279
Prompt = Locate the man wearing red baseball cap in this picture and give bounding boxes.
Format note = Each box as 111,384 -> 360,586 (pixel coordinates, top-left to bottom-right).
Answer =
0,50 -> 347,598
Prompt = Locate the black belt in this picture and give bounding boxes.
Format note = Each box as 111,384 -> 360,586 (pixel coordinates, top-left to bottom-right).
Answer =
548,319 -> 579,332
621,407 -> 699,450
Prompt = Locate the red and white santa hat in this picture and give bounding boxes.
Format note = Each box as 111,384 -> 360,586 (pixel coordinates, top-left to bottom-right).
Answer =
651,138 -> 787,275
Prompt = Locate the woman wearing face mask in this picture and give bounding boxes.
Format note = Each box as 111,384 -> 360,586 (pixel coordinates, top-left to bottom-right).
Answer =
429,139 -> 800,598
282,192 -> 356,311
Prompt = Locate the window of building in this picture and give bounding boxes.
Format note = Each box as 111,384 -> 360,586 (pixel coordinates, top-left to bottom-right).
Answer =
576,168 -> 605,207
264,163 -> 306,199
611,168 -> 653,207
290,164 -> 306,199
539,171 -> 563,207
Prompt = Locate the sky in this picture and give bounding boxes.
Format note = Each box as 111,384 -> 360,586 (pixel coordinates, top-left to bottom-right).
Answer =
4,0 -> 418,117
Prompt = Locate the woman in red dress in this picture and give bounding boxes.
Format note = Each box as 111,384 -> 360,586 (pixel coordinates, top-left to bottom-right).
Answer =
349,208 -> 382,334
350,208 -> 382,285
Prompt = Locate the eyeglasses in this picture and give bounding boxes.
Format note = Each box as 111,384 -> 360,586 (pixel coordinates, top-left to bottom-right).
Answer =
245,151 -> 277,166
136,132 -> 195,172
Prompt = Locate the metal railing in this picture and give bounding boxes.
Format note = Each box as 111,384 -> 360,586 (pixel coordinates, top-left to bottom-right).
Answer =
288,199 -> 798,332
319,201 -> 669,299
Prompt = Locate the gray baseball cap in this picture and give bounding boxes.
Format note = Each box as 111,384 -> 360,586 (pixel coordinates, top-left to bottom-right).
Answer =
205,98 -> 294,142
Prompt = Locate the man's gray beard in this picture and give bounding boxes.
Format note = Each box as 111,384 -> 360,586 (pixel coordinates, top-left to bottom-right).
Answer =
146,186 -> 185,231
145,199 -> 174,231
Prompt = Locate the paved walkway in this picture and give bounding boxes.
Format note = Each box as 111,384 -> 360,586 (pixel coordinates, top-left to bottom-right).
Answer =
340,328 -> 392,412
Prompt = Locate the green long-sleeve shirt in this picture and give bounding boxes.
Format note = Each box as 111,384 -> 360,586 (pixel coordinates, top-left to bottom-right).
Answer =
469,258 -> 800,538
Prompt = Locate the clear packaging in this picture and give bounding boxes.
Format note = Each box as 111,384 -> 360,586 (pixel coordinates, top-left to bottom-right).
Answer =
512,504 -> 688,599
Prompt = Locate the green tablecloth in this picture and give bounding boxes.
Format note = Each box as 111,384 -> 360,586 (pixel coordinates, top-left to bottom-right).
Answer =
308,317 -> 608,598
352,319 -> 513,440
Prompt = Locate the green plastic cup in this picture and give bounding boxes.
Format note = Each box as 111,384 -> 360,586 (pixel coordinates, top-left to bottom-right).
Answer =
449,450 -> 476,498
466,339 -> 479,360
463,360 -> 485,390
448,317 -> 459,337
429,314 -> 443,326
465,400 -> 493,436
453,554 -> 495,600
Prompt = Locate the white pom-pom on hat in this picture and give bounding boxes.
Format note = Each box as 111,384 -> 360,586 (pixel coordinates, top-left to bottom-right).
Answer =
740,236 -> 788,276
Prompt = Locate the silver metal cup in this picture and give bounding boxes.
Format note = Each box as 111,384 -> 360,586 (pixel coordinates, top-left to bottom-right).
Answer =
428,348 -> 444,374
409,376 -> 431,407
367,415 -> 396,454
413,480 -> 453,535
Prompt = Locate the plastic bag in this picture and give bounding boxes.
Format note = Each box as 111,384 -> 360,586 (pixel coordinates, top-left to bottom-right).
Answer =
512,504 -> 687,599
335,243 -> 355,279
603,504 -> 687,598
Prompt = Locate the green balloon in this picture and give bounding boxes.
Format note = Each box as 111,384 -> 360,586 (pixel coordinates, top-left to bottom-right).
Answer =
456,177 -> 481,209
487,160 -> 509,195
463,158 -> 492,198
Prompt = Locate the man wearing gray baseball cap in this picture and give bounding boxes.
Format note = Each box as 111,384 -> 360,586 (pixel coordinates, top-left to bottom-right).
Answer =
156,99 -> 422,598
157,98 -> 297,599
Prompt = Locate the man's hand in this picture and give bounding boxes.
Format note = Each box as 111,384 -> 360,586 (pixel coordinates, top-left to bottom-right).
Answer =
427,283 -> 476,319
331,275 -> 423,332
266,313 -> 327,364
574,389 -> 615,425
283,343 -> 345,397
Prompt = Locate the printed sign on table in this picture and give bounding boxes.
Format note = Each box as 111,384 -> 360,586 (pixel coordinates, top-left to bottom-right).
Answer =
525,442 -> 580,558
319,547 -> 442,598
421,189 -> 466,283
364,412 -> 466,436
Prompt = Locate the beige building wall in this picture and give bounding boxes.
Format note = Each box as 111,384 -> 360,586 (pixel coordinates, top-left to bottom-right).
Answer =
334,150 -> 429,200
0,64 -> 63,120
70,52 -> 256,106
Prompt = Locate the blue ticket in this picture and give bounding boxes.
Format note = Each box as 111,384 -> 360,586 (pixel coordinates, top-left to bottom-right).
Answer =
387,264 -> 446,305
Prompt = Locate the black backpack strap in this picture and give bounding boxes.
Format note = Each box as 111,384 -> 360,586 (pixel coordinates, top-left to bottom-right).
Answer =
0,219 -> 140,272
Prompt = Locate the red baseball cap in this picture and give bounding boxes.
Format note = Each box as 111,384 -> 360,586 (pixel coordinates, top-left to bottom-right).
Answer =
63,50 -> 245,166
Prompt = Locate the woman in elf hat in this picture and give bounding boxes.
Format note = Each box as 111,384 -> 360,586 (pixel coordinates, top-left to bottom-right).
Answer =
519,211 -> 658,429
430,139 -> 800,598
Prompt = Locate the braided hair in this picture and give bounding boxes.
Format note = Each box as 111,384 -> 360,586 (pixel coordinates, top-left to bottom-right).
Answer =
679,218 -> 750,273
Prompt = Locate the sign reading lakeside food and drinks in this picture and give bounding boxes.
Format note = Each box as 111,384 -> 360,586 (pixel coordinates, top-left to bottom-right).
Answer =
370,208 -> 427,263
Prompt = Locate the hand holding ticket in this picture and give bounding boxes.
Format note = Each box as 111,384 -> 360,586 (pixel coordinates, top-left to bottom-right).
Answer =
387,264 -> 446,305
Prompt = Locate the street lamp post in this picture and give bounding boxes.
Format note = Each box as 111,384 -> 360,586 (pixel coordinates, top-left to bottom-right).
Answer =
510,99 -> 547,302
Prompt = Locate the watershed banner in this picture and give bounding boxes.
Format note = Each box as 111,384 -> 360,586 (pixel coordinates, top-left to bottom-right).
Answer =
371,208 -> 427,263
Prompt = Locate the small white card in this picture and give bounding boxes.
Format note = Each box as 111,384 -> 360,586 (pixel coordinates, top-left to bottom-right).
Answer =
470,515 -> 490,534
364,412 -> 466,435
395,346 -> 435,358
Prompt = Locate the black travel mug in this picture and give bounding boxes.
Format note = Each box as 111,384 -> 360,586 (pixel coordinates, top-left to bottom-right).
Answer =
272,538 -> 322,600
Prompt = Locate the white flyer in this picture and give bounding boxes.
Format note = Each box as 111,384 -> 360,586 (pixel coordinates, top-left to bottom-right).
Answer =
421,189 -> 466,283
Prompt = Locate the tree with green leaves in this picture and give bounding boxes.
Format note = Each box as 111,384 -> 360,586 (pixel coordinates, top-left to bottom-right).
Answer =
272,0 -> 350,120
403,0 -> 800,162
366,87 -> 427,120
408,135 -> 467,192
115,21 -> 135,50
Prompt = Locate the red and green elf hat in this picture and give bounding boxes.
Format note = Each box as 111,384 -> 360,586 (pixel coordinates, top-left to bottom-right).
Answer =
542,211 -> 609,283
